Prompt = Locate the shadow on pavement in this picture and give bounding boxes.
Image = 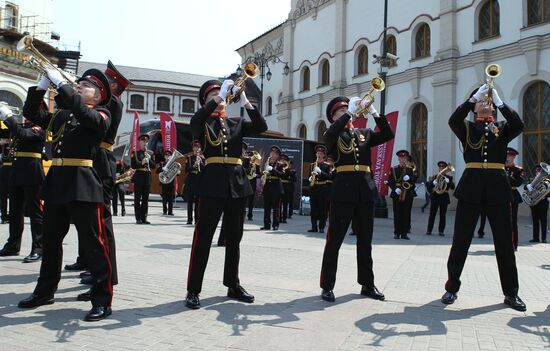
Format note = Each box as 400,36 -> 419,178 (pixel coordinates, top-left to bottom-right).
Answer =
144,243 -> 192,250
354,300 -> 506,347
508,305 -> 550,347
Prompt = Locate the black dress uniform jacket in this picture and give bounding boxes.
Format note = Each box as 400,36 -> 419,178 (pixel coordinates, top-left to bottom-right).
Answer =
309,161 -> 331,196
325,112 -> 394,203
506,165 -> 524,204
282,167 -> 297,193
191,99 -> 267,199
427,175 -> 455,205
3,118 -> 45,186
23,86 -> 110,204
387,166 -> 418,200
184,154 -> 202,196
95,95 -> 123,180
262,160 -> 284,197
131,150 -> 154,185
449,101 -> 524,205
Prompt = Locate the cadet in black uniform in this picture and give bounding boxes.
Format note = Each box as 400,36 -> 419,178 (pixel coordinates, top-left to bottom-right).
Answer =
112,160 -> 127,216
131,134 -> 154,224
0,112 -> 44,262
260,146 -> 284,231
244,148 -> 261,221
185,79 -> 267,309
505,147 -> 524,250
280,154 -> 296,223
387,150 -> 417,239
320,95 -> 394,302
308,145 -> 331,233
425,161 -> 455,236
18,67 -> 114,321
184,141 -> 203,224
0,135 -> 11,223
157,150 -> 176,215
441,83 -> 526,311
527,165 -> 549,243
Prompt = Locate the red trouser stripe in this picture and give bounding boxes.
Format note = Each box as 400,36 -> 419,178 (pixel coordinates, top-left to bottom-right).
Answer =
97,204 -> 113,305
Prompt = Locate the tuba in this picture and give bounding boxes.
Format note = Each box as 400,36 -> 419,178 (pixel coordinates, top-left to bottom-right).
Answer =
225,63 -> 257,104
434,163 -> 455,195
522,162 -> 550,206
17,35 -> 78,86
485,63 -> 501,106
355,77 -> 385,118
159,149 -> 184,184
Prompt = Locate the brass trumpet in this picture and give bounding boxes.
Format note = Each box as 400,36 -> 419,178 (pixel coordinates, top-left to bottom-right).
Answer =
355,77 -> 385,118
226,63 -> 257,104
17,35 -> 78,86
485,63 -> 501,106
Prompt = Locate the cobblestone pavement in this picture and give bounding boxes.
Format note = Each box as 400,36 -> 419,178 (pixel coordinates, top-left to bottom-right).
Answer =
1,197 -> 549,350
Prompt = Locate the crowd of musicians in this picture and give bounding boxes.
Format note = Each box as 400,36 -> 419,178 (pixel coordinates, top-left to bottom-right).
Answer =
0,56 -> 549,322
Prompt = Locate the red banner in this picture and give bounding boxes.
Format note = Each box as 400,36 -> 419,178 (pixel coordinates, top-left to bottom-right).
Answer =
159,112 -> 176,152
370,111 -> 399,196
130,111 -> 140,153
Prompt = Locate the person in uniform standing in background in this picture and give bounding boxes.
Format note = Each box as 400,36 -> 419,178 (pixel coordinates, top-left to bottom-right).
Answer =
425,161 -> 455,236
505,147 -> 524,250
387,150 -> 416,240
441,83 -> 526,311
260,146 -> 284,231
131,134 -> 154,225
280,153 -> 296,224
244,147 -> 261,221
0,112 -> 44,262
184,140 -> 203,225
157,149 -> 176,215
307,145 -> 331,233
527,164 -> 549,243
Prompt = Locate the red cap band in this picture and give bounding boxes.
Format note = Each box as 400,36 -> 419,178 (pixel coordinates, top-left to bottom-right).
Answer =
331,101 -> 348,116
105,68 -> 129,90
203,84 -> 220,100
85,75 -> 107,102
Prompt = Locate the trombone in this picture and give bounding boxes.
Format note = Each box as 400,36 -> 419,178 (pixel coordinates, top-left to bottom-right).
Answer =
355,77 -> 385,118
17,35 -> 78,86
225,63 -> 257,104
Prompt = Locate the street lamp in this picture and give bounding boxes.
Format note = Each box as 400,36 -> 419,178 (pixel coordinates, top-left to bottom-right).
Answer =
237,52 -> 289,114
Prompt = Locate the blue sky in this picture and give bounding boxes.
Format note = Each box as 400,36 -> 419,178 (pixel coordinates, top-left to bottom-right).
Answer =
53,0 -> 290,77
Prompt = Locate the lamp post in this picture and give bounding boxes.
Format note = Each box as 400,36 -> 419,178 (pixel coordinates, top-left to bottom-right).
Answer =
237,52 -> 289,115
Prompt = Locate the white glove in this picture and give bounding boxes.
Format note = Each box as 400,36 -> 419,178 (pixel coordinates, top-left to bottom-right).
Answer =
308,176 -> 312,182
369,104 -> 378,116
403,175 -> 410,181
37,75 -> 51,90
252,173 -> 258,178
347,97 -> 361,115
432,179 -> 438,186
314,166 -> 322,174
267,165 -> 273,172
44,66 -> 65,88
472,84 -> 489,102
240,91 -> 250,107
395,188 -> 402,195
444,177 -> 450,183
526,184 -> 534,192
492,89 -> 503,107
218,79 -> 234,100
0,105 -> 13,120
162,166 -> 167,171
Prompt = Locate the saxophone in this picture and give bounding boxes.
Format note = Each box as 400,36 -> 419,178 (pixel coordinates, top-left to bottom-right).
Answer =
261,157 -> 271,186
159,149 -> 184,184
310,162 -> 318,186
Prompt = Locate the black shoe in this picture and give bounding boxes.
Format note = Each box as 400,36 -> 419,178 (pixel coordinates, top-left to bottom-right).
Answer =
18,294 -> 54,308
361,285 -> 385,301
321,289 -> 335,302
0,248 -> 19,256
260,226 -> 271,230
394,234 -> 400,239
113,213 -> 118,216
438,233 -> 445,237
1,219 -> 8,224
79,271 -> 92,278
478,232 -> 484,238
163,212 -> 167,215
307,228 -> 318,233
426,232 -> 432,235
227,285 -> 255,303
168,213 -> 174,216
319,228 -> 325,233
84,306 -> 112,322
441,291 -> 457,305
504,295 -> 526,312
142,220 -> 151,225
185,292 -> 200,309
348,232 -> 355,236
77,290 -> 91,301
136,219 -> 142,224
247,216 -> 253,221
65,262 -> 86,271
186,221 -> 193,225
121,210 -> 126,217
23,252 -> 41,263
401,235 -> 410,240
273,226 -> 279,231
80,276 -> 94,285
529,239 -> 540,243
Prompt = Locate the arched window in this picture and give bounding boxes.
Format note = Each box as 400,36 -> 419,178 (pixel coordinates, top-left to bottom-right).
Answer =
522,81 -> 550,175
414,23 -> 431,58
130,94 -> 145,110
266,96 -> 273,116
181,98 -> 195,114
5,4 -> 18,30
316,121 -> 327,142
411,103 -> 428,181
386,35 -> 397,67
478,0 -> 500,40
301,66 -> 310,92
527,0 -> 549,25
356,46 -> 369,76
320,59 -> 330,86
298,124 -> 307,139
156,96 -> 171,112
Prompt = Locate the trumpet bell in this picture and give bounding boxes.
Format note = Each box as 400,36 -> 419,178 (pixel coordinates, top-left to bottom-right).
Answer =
17,35 -> 33,52
243,63 -> 258,79
485,63 -> 501,78
371,77 -> 385,92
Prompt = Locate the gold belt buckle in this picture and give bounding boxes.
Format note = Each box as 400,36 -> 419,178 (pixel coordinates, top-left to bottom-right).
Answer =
482,162 -> 488,169
354,165 -> 359,171
223,155 -> 228,163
